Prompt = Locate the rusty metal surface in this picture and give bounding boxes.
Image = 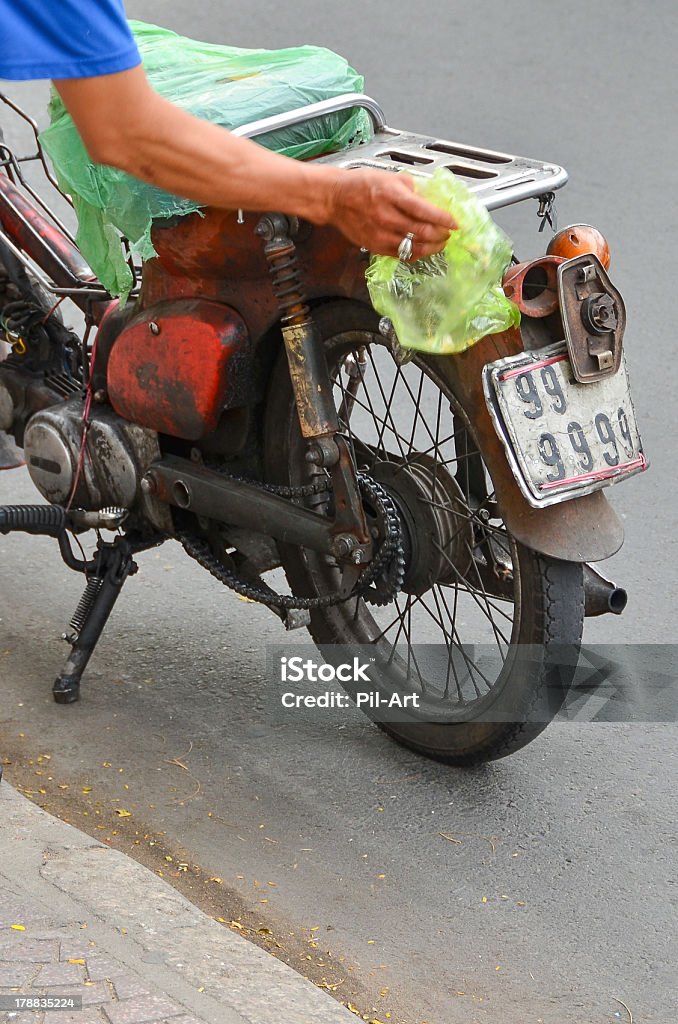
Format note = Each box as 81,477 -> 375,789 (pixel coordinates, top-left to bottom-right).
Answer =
282,321 -> 339,439
502,256 -> 565,318
145,210 -> 369,342
107,299 -> 251,441
147,455 -> 336,554
327,434 -> 371,551
431,330 -> 624,562
583,563 -> 627,616
558,254 -> 626,382
254,215 -> 342,442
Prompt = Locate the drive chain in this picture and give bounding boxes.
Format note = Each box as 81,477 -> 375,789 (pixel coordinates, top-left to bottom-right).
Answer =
179,472 -> 404,610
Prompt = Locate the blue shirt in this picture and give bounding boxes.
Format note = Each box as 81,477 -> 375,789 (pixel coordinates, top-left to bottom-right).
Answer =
0,0 -> 141,80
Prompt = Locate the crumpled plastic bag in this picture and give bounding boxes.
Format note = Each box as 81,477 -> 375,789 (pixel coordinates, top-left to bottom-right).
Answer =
365,168 -> 520,354
39,21 -> 373,299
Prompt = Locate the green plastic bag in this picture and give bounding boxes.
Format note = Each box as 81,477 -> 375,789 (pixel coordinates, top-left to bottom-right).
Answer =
365,168 -> 520,355
40,22 -> 373,298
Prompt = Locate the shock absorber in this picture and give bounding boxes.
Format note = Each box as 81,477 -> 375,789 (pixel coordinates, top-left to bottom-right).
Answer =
256,214 -> 339,447
256,213 -> 371,561
256,215 -> 310,328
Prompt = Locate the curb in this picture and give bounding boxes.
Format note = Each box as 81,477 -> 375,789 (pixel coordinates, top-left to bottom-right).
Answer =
0,781 -> 357,1024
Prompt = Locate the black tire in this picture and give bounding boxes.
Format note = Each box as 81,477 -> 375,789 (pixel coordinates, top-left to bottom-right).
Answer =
264,301 -> 584,765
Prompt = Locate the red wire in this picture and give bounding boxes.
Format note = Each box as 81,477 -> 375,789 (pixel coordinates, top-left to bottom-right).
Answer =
65,329 -> 99,512
40,296 -> 67,323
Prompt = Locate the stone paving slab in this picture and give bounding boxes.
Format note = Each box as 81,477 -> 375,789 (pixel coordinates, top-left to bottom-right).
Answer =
0,919 -> 208,1024
0,783 -> 357,1024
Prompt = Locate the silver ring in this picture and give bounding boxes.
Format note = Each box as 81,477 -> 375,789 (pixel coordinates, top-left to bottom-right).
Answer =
397,232 -> 415,261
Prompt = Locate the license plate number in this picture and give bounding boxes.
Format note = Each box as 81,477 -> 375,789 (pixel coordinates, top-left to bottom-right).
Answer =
483,345 -> 647,506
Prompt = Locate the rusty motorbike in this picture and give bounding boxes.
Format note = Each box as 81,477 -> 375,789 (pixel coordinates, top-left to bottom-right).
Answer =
0,93 -> 646,764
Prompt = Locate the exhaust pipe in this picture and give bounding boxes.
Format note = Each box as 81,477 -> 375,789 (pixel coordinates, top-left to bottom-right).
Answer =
584,564 -> 627,617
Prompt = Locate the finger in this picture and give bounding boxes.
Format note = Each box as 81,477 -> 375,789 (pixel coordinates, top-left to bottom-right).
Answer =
412,239 -> 447,260
395,173 -> 416,193
382,225 -> 450,260
374,232 -> 446,260
390,184 -> 456,230
407,220 -> 453,245
372,210 -> 451,246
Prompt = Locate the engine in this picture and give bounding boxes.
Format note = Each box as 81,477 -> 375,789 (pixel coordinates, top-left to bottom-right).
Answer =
22,397 -> 162,512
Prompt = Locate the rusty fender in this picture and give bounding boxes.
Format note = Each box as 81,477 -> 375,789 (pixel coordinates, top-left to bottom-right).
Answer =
430,329 -> 624,564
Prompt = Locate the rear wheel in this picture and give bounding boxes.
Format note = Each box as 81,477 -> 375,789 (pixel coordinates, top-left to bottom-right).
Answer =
264,301 -> 584,765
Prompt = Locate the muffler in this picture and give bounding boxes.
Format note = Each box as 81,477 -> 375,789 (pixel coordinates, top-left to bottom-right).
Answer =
584,564 -> 627,616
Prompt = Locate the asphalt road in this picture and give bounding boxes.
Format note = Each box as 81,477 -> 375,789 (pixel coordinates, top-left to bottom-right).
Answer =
1,2 -> 677,1023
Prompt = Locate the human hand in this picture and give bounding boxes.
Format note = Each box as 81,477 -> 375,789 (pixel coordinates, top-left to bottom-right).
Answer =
325,168 -> 456,258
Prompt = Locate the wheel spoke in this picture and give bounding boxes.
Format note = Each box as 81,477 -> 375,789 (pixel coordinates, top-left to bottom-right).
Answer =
432,537 -> 512,648
427,585 -> 461,701
394,359 -> 442,454
289,330 -> 526,717
333,378 -> 412,459
365,347 -> 408,462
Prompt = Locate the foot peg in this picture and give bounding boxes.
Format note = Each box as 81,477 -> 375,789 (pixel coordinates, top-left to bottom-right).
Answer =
0,504 -> 129,538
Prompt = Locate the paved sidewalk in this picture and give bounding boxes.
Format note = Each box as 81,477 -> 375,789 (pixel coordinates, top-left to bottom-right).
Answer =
0,780 -> 357,1024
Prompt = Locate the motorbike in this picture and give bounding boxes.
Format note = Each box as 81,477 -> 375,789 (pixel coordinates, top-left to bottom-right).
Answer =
0,92 -> 646,765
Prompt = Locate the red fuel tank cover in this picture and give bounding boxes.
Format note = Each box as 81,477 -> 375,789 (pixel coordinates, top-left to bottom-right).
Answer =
107,299 -> 249,440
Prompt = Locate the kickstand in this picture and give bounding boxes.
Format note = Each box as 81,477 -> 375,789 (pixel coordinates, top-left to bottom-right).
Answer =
53,536 -> 139,704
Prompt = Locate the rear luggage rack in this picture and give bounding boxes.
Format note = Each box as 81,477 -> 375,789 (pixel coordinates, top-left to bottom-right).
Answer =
236,92 -> 568,211
1,90 -> 566,303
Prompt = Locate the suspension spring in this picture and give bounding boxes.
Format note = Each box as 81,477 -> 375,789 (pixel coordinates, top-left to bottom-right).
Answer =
264,240 -> 310,326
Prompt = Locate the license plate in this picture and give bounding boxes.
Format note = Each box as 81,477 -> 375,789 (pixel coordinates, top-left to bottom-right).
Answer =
483,344 -> 647,506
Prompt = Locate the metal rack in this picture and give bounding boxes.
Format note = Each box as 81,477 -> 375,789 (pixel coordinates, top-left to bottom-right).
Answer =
1,90 -> 568,301
237,93 -> 569,211
0,92 -> 132,301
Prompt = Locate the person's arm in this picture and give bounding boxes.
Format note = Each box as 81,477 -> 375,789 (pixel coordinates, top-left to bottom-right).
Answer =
54,67 -> 454,260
